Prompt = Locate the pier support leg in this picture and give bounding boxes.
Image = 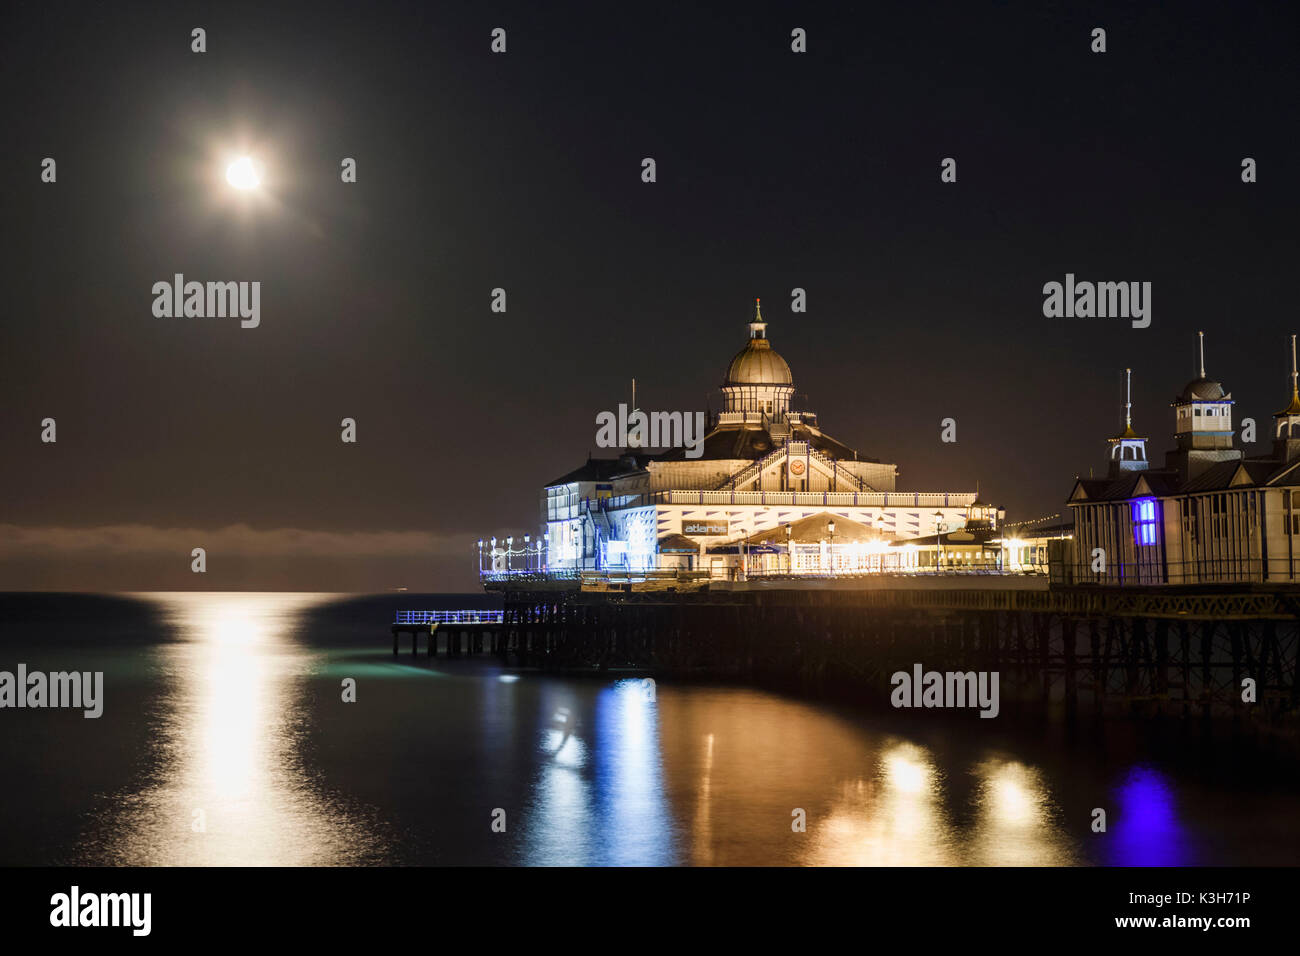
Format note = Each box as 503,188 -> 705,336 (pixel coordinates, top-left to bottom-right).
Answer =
1064,618 -> 1077,721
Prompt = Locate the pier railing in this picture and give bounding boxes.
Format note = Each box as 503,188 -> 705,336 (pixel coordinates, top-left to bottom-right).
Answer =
394,610 -> 504,625
650,490 -> 979,508
744,566 -> 1037,581
480,570 -> 581,583
583,569 -> 712,585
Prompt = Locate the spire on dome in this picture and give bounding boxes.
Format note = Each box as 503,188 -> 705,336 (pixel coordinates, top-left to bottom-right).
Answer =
1175,331 -> 1229,404
1113,368 -> 1143,440
748,296 -> 768,341
1279,334 -> 1300,417
1274,334 -> 1300,462
1108,368 -> 1148,475
1115,367 -> 1140,439
1125,367 -> 1133,428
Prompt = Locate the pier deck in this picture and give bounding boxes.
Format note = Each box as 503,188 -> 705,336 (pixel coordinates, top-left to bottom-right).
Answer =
473,578 -> 1300,722
391,609 -> 504,656
389,580 -> 1299,727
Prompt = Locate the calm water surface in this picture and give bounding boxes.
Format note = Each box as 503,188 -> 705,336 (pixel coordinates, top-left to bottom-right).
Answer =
0,592 -> 1295,866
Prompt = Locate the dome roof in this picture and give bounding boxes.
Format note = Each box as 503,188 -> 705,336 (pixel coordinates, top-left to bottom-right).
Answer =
1178,377 -> 1227,402
725,339 -> 793,386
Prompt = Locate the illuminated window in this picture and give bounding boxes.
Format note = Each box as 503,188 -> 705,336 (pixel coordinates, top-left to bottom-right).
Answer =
1131,498 -> 1158,546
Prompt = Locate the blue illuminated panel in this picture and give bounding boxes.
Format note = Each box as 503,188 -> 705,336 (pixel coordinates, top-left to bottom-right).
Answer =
1131,497 -> 1157,546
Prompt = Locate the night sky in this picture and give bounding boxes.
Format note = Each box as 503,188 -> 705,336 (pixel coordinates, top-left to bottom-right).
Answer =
1,0 -> 1296,591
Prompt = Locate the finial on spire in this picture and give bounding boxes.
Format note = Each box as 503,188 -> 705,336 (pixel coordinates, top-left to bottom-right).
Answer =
1125,367 -> 1132,428
1291,334 -> 1298,398
1113,368 -> 1141,440
1198,331 -> 1206,379
746,297 -> 769,341
1281,333 -> 1300,416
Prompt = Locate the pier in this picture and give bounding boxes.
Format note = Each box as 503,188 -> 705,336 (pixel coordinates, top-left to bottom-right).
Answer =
391,609 -> 504,657
475,576 -> 1299,725
387,575 -> 1299,730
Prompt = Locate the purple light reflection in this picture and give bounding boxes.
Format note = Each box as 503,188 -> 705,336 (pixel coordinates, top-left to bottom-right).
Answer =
1107,766 -> 1194,866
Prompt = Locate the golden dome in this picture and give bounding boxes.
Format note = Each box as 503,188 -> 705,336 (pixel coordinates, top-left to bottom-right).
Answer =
725,339 -> 793,386
723,298 -> 794,387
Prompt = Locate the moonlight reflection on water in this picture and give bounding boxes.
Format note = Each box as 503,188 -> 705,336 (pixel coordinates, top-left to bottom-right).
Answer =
90,593 -> 387,866
28,592 -> 1288,866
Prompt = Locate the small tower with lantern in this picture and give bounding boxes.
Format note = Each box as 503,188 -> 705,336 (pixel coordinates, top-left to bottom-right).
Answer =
1108,368 -> 1150,477
1273,334 -> 1300,465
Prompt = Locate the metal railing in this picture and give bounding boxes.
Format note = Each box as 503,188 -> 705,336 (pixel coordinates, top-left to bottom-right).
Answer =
742,565 -> 1045,581
714,444 -> 792,491
649,490 -> 978,508
1047,558 -> 1284,587
480,570 -> 581,583
582,569 -> 711,584
394,610 -> 504,625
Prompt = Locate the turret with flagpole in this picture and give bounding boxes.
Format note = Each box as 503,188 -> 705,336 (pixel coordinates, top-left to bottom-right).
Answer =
1166,330 -> 1239,480
1108,367 -> 1149,476
1273,334 -> 1300,464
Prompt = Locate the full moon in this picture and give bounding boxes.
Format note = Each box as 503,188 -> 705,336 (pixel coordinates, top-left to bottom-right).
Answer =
226,156 -> 261,190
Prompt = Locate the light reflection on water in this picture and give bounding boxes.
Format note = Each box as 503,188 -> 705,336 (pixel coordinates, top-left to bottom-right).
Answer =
807,741 -> 960,866
95,592 -> 387,865
968,758 -> 1074,866
591,680 -> 674,866
1107,767 -> 1190,866
51,592 -> 1273,866
664,696 -> 1082,866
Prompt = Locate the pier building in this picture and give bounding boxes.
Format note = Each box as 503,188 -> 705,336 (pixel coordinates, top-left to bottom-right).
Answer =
539,301 -> 988,576
1067,334 -> 1300,585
